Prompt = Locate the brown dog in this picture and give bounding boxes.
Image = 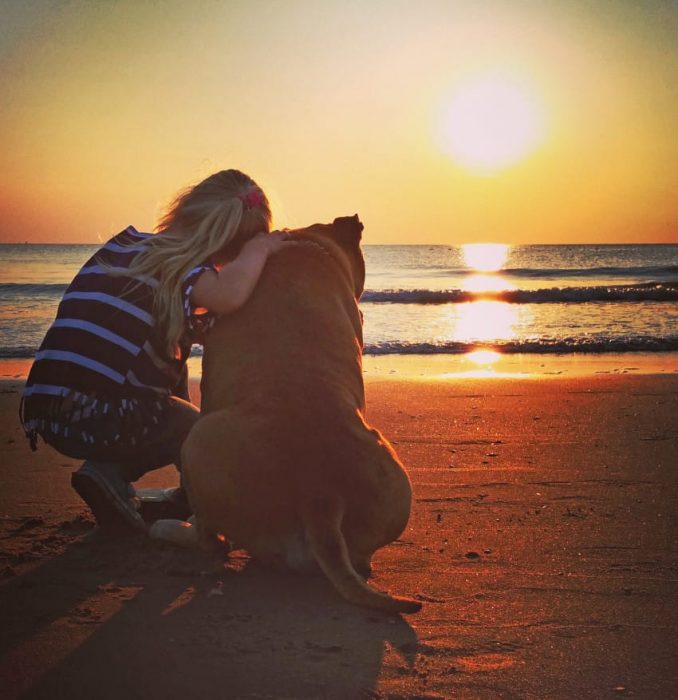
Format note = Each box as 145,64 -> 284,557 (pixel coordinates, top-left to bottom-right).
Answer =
181,216 -> 420,613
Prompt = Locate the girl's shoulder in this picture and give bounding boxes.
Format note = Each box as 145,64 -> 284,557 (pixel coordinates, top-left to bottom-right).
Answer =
108,226 -> 154,248
93,226 -> 154,261
81,227 -> 155,279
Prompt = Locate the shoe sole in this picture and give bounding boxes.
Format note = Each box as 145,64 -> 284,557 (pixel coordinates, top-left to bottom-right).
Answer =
71,469 -> 147,535
136,488 -> 192,521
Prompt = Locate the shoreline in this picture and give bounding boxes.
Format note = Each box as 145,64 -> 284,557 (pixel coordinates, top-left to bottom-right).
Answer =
2,351 -> 677,384
359,351 -> 678,380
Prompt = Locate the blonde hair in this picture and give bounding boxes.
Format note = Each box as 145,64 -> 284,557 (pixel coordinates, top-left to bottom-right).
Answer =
111,169 -> 271,358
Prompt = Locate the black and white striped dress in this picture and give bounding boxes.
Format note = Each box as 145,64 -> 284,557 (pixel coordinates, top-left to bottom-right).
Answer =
20,226 -> 216,451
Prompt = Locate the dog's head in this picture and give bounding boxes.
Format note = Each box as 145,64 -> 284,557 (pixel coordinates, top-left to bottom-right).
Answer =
288,214 -> 365,299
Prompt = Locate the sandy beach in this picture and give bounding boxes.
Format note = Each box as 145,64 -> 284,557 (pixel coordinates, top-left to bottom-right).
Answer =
1,364 -> 677,699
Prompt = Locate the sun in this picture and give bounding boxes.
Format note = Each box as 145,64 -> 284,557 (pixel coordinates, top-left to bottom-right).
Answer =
436,73 -> 546,173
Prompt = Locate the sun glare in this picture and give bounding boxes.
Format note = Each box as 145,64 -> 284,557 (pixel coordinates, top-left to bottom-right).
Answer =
452,301 -> 518,343
462,243 -> 509,272
463,274 -> 514,293
437,74 -> 545,173
466,349 -> 502,366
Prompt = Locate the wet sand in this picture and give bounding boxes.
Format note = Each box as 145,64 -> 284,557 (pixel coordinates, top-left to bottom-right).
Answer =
1,369 -> 677,699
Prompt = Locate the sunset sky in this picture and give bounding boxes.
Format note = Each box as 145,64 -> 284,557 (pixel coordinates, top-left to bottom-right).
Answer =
1,0 -> 676,244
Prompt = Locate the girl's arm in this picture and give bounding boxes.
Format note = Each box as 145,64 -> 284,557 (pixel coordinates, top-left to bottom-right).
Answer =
191,231 -> 289,314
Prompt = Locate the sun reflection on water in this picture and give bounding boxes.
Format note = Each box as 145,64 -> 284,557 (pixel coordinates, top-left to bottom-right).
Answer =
452,300 -> 518,343
461,243 -> 514,293
455,244 -> 518,373
463,274 -> 515,293
462,243 -> 509,272
466,349 -> 502,366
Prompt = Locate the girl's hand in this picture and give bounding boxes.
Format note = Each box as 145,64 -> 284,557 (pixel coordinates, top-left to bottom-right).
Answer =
244,230 -> 290,257
266,230 -> 291,255
192,230 -> 291,315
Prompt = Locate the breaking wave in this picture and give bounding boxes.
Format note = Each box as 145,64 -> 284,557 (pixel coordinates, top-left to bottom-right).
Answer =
361,282 -> 678,304
363,337 -> 678,355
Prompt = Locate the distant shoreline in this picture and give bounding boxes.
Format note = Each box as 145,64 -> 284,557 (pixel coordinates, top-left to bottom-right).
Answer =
1,241 -> 678,247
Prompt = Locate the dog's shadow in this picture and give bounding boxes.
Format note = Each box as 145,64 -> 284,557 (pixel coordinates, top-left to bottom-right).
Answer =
5,533 -> 419,700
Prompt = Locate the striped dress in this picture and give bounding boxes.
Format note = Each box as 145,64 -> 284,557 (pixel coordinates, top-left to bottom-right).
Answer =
20,226 -> 216,450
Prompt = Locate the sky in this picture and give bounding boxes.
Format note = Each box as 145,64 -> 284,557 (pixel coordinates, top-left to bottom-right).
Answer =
1,0 -> 676,244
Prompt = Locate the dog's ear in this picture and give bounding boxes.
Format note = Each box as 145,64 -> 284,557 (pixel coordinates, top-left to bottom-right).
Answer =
332,214 -> 363,249
331,215 -> 365,299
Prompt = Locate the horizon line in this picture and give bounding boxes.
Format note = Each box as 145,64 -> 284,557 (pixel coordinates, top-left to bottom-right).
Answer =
1,240 -> 677,247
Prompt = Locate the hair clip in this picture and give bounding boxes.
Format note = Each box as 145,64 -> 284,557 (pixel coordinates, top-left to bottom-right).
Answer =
239,189 -> 264,210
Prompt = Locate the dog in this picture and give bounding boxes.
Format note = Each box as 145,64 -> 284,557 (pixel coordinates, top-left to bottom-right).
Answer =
181,215 -> 421,613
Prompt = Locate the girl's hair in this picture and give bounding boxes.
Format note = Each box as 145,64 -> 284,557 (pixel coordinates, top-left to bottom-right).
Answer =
113,169 -> 271,358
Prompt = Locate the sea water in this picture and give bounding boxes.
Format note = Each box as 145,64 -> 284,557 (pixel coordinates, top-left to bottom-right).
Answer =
1,242 -> 677,360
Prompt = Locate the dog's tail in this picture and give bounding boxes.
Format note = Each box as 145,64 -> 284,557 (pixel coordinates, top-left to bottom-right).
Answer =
302,497 -> 421,614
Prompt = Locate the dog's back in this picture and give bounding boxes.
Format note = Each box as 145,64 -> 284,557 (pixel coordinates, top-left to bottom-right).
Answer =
200,233 -> 365,415
182,220 -> 420,613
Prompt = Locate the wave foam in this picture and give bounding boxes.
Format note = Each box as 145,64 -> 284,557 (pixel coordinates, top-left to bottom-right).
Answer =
361,282 -> 678,304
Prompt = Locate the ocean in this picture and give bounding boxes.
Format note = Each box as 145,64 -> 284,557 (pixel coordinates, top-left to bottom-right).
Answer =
1,242 -> 677,362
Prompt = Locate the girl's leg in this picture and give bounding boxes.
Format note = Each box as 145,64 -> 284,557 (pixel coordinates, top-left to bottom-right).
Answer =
117,395 -> 201,480
172,364 -> 191,403
49,395 -> 201,533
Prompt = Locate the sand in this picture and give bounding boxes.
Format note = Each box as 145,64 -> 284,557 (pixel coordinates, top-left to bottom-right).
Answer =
0,366 -> 677,699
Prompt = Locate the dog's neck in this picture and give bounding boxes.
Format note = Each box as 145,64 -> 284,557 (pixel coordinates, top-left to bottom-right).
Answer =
289,235 -> 359,300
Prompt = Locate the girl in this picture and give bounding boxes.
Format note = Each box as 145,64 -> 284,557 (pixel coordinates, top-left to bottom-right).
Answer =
20,169 -> 288,534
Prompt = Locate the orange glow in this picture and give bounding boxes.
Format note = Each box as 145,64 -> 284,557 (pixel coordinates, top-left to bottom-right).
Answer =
455,653 -> 516,672
162,586 -> 197,616
0,4 -> 675,244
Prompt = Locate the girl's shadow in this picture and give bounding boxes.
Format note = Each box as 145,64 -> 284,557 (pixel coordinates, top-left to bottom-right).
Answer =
2,530 -> 419,700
